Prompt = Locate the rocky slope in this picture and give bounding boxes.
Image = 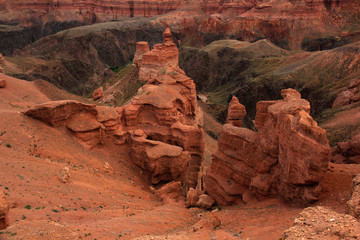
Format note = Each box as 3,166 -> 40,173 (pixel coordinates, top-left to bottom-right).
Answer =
3,18 -> 167,95
180,39 -> 360,125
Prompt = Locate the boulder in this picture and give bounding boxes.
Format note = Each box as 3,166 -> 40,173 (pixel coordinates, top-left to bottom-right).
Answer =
59,167 -> 70,183
0,79 -> 6,88
154,181 -> 182,203
185,187 -> 201,208
283,206 -> 360,239
205,89 -> 330,205
346,174 -> 360,219
196,194 -> 215,209
92,87 -> 104,100
0,190 -> 9,230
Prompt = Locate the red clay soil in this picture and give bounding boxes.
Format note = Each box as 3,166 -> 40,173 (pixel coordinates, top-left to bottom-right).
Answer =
0,74 -> 359,239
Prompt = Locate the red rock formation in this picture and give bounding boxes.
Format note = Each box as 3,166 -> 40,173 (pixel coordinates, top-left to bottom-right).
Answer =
25,28 -> 205,193
125,28 -> 205,190
205,89 -> 330,205
0,190 -> 9,230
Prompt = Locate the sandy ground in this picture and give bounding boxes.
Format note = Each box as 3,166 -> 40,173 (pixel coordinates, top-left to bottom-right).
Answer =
0,74 -> 359,239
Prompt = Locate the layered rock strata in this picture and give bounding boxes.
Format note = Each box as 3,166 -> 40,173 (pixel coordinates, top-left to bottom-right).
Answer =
205,90 -> 331,205
24,28 -> 204,195
0,0 -> 185,24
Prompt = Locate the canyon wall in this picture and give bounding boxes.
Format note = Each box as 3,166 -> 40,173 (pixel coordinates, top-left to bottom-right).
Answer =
0,0 -> 185,25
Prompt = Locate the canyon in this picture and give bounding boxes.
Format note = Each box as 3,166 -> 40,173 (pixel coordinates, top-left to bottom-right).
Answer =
0,0 -> 360,239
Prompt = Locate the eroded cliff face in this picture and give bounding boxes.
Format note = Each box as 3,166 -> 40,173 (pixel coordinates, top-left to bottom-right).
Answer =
24,28 -> 205,195
205,89 -> 331,205
0,0 -> 184,25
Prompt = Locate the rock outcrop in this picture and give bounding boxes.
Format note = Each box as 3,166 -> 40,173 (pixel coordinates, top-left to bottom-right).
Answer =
0,190 -> 9,230
25,28 -> 205,194
332,133 -> 360,164
347,174 -> 360,219
205,89 -> 330,205
283,206 -> 360,239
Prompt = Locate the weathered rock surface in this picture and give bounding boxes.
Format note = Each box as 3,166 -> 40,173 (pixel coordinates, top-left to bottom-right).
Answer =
283,206 -> 360,239
25,29 -> 205,194
347,174 -> 360,219
0,190 -> 9,230
205,89 -> 330,205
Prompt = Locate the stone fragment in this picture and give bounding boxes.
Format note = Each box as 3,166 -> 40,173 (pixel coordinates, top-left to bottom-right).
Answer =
0,190 -> 9,230
0,79 -> 6,88
192,213 -> 221,232
59,167 -> 70,183
185,187 -> 201,208
346,174 -> 360,219
283,206 -> 360,239
196,194 -> 215,209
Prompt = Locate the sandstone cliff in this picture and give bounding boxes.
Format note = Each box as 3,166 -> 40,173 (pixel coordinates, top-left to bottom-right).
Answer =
205,89 -> 331,205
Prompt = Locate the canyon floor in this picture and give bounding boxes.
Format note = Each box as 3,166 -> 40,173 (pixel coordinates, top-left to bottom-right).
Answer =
1,72 -> 360,240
